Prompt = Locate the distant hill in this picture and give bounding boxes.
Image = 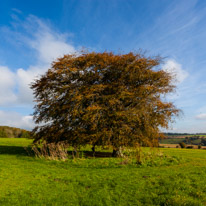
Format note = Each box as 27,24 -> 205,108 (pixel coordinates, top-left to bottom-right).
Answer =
0,126 -> 31,138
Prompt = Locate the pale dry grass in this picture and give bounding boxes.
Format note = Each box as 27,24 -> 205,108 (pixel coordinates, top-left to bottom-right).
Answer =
32,142 -> 69,161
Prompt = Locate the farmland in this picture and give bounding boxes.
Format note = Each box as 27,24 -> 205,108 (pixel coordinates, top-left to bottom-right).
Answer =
0,138 -> 206,205
159,133 -> 206,149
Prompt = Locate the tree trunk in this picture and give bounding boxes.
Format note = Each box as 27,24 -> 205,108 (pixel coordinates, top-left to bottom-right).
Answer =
73,146 -> 79,158
92,145 -> 95,157
112,147 -> 123,157
112,149 -> 118,157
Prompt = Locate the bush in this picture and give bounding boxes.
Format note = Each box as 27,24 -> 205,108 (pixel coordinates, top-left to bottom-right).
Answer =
118,147 -> 182,166
179,142 -> 186,148
201,138 -> 206,146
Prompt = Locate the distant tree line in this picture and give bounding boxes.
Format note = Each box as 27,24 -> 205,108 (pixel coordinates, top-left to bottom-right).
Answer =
0,126 -> 31,138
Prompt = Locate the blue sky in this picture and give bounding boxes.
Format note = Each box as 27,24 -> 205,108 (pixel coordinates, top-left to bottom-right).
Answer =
0,0 -> 206,132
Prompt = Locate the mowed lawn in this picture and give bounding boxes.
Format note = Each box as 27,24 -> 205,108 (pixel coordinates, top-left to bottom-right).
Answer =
0,138 -> 206,205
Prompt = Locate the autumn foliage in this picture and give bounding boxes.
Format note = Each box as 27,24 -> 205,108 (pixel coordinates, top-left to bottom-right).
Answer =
31,51 -> 179,152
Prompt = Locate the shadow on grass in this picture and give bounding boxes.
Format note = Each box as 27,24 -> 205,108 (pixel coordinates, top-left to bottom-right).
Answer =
0,145 -> 34,157
67,151 -> 113,158
0,145 -> 113,158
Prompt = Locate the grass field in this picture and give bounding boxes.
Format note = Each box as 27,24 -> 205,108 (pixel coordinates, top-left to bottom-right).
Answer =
0,138 -> 206,205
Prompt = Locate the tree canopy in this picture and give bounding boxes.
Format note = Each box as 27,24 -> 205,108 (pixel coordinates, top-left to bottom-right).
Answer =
31,51 -> 179,150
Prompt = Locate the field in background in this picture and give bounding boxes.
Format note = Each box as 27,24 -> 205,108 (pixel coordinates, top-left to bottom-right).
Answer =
160,143 -> 206,149
0,138 -> 206,205
160,134 -> 206,148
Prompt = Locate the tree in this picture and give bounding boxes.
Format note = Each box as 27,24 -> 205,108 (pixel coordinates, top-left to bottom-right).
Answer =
31,51 -> 179,155
179,142 -> 186,148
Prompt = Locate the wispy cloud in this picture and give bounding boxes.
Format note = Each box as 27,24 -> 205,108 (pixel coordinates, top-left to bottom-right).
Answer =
27,15 -> 75,64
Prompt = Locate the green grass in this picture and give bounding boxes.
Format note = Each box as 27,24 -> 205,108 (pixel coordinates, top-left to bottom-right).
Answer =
0,138 -> 206,205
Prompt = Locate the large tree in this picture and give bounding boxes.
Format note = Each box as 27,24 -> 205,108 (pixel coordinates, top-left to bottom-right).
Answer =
31,52 -> 179,153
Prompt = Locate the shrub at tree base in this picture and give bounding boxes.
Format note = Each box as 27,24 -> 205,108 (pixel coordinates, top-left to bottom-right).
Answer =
31,51 -> 179,155
32,142 -> 69,161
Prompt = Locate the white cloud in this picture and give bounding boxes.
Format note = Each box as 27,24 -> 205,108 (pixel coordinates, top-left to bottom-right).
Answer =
0,111 -> 34,130
16,67 -> 40,104
162,59 -> 188,84
0,15 -> 76,106
0,66 -> 17,105
195,113 -> 206,120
